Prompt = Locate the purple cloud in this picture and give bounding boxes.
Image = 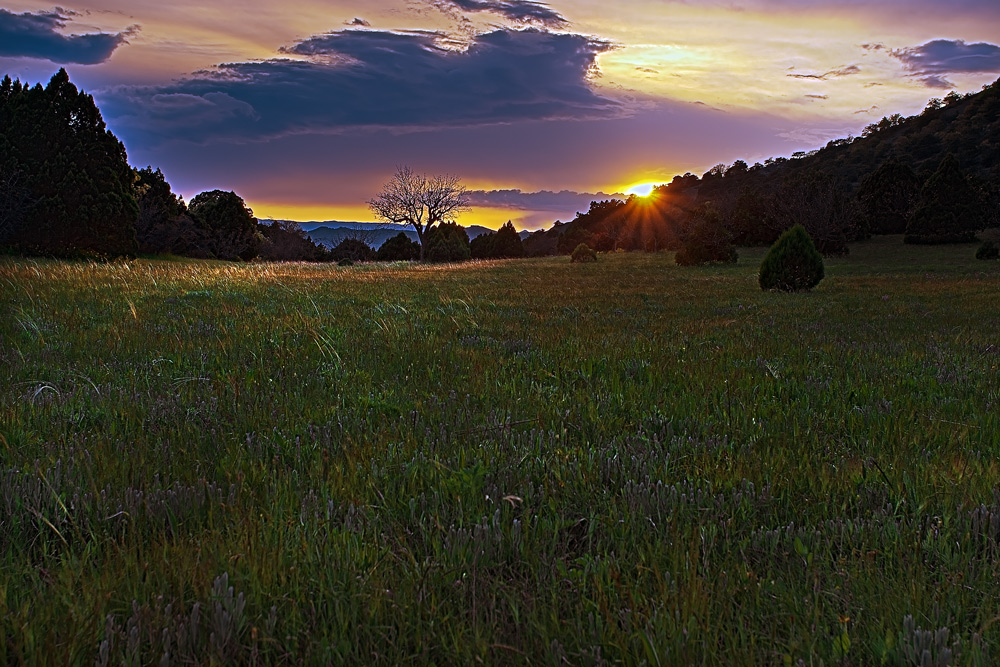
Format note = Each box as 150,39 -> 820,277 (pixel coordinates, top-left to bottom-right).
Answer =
0,8 -> 136,65
103,28 -> 617,144
892,39 -> 1000,87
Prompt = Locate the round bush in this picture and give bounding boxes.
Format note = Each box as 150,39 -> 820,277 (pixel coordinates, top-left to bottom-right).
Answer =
570,243 -> 597,263
976,241 -> 999,260
759,224 -> 825,292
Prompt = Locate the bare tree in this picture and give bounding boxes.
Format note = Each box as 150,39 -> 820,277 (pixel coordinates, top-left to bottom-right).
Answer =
368,166 -> 470,261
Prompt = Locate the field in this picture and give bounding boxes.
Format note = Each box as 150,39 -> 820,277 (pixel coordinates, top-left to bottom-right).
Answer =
2,238 -> 1000,665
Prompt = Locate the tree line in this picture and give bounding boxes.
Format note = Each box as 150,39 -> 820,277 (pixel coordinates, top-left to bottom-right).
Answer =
522,77 -> 1000,260
0,70 -> 524,263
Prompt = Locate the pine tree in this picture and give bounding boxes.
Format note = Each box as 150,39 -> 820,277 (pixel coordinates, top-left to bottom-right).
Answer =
1,69 -> 138,256
759,224 -> 824,291
855,158 -> 922,235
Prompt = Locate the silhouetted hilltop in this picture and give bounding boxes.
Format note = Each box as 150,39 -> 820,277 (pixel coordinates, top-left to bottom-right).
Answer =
525,77 -> 1000,256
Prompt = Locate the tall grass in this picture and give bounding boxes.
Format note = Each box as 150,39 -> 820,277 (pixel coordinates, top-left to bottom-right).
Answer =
2,238 -> 1000,664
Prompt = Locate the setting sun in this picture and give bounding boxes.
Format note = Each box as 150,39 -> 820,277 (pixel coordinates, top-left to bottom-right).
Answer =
625,182 -> 660,197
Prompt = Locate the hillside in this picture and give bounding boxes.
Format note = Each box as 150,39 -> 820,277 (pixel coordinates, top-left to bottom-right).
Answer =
525,77 -> 1000,256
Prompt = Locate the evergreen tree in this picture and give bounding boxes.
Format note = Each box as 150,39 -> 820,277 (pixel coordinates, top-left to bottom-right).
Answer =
759,224 -> 824,291
492,221 -> 525,258
376,232 -> 420,261
855,158 -> 922,235
905,154 -> 982,244
188,190 -> 261,260
0,69 -> 137,256
423,221 -> 471,262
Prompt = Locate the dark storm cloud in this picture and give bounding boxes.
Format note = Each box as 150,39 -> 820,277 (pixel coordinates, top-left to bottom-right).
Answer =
103,28 -> 617,144
432,0 -> 567,27
891,39 -> 1000,87
0,8 -> 136,65
787,65 -> 860,80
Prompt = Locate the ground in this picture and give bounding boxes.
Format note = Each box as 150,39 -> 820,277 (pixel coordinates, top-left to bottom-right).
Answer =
2,237 -> 999,664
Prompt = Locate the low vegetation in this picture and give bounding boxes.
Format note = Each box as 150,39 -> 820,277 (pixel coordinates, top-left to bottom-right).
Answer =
759,224 -> 825,292
3,240 -> 1000,663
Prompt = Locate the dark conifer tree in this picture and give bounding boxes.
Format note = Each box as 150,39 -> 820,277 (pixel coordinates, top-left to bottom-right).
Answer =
0,69 -> 138,256
855,158 -> 922,235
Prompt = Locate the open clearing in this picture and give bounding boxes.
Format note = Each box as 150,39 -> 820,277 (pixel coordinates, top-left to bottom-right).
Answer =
2,239 -> 1000,664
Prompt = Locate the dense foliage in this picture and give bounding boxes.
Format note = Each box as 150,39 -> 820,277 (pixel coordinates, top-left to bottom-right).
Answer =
674,205 -> 738,266
0,69 -> 137,256
423,221 -> 471,263
376,232 -> 421,261
188,190 -> 262,261
258,220 -> 330,261
759,224 -> 825,291
905,154 -> 984,244
329,237 -> 376,263
470,221 -> 525,259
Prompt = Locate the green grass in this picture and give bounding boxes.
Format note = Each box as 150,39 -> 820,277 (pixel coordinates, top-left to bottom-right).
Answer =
2,238 -> 1000,664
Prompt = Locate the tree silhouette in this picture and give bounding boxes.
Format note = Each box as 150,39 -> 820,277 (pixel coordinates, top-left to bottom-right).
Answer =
188,190 -> 261,260
854,158 -> 922,236
377,232 -> 421,261
368,166 -> 470,261
905,155 -> 982,244
1,69 -> 137,256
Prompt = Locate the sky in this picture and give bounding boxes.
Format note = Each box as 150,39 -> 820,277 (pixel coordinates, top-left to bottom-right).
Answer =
1,1 -> 999,229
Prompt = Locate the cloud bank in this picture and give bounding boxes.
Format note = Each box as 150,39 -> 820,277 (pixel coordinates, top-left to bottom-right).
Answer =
892,39 -> 1000,87
0,8 -> 136,65
105,27 -> 617,144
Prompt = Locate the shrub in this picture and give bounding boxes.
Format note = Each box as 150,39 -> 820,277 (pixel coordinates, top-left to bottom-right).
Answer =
376,232 -> 420,261
976,241 -> 999,260
570,243 -> 597,263
675,207 -> 738,266
330,238 -> 375,262
759,224 -> 824,291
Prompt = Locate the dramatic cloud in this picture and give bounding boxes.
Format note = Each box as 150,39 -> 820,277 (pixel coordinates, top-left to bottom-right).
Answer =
433,0 -> 567,27
787,65 -> 860,80
105,28 -> 617,144
0,8 -> 136,65
892,39 -> 1000,87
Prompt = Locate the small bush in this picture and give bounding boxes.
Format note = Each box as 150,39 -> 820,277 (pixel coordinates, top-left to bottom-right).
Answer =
570,243 -> 597,263
759,224 -> 824,292
976,241 -> 999,260
337,258 -> 354,267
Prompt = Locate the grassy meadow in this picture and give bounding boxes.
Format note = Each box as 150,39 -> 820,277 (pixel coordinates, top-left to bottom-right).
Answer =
2,237 -> 1000,664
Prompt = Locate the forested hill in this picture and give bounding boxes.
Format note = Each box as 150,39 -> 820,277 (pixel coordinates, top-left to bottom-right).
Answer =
757,80 -> 1000,187
524,77 -> 1000,257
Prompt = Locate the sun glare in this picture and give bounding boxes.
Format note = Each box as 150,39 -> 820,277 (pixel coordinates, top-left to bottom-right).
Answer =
625,183 -> 657,197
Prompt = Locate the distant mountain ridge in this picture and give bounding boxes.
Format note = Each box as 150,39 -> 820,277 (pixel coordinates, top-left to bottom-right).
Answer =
262,221 -> 511,249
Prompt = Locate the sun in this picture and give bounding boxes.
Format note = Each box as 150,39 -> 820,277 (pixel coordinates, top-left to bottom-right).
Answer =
625,182 -> 658,197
